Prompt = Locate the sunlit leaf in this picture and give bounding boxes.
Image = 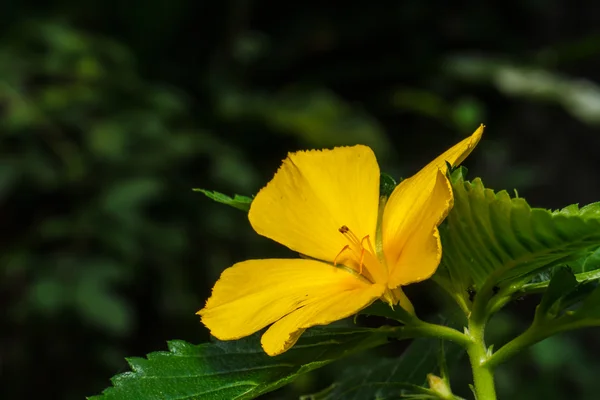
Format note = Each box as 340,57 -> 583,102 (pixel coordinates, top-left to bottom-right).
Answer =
195,189 -> 253,212
437,170 -> 600,302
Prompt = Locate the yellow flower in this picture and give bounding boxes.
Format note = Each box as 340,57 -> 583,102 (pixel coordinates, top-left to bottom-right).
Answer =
198,125 -> 484,356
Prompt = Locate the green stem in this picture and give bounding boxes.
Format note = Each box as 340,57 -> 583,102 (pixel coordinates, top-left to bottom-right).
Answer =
466,319 -> 497,400
391,321 -> 472,349
483,324 -> 545,371
466,277 -> 497,400
470,280 -> 495,324
485,315 -> 600,370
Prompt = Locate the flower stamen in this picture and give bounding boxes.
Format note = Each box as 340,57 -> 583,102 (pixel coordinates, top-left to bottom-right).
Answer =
339,225 -> 361,245
358,247 -> 365,274
333,245 -> 350,266
337,226 -> 377,275
361,235 -> 375,255
358,235 -> 376,275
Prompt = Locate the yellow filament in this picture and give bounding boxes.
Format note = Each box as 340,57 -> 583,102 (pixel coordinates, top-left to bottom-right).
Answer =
333,245 -> 350,266
336,225 -> 376,276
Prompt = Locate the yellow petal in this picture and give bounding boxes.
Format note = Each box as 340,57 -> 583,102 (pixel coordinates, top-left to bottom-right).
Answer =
423,124 -> 484,175
248,146 -> 380,265
382,125 -> 483,288
261,279 -> 385,356
198,258 -> 384,350
383,170 -> 451,287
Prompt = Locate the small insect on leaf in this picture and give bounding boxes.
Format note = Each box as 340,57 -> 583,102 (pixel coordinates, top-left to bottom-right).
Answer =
467,286 -> 477,302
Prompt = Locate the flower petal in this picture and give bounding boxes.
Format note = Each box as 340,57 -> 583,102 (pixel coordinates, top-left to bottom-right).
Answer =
198,258 -> 384,351
422,124 -> 484,176
261,280 -> 385,356
248,146 -> 380,264
383,170 -> 451,287
382,125 -> 483,288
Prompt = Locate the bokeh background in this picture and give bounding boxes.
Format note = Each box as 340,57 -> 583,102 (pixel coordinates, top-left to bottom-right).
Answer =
2,2 -> 600,399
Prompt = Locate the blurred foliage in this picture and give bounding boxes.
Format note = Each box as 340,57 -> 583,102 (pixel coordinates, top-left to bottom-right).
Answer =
0,20 -> 264,400
446,54 -> 600,125
1,2 -> 600,400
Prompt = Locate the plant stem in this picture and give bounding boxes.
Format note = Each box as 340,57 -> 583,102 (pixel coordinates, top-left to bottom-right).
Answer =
466,319 -> 497,400
466,277 -> 498,400
460,274 -> 498,399
391,321 -> 472,348
483,324 -> 545,371
485,315 -> 600,370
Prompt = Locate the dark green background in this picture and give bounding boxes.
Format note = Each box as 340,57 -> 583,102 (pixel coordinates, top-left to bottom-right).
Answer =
2,1 -> 600,399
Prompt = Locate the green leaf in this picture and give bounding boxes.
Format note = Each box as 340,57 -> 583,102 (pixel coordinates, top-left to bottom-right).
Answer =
194,189 -> 253,212
438,171 -> 600,298
575,283 -> 600,319
570,246 -> 600,274
302,337 -> 464,400
518,246 -> 600,296
537,267 -> 578,316
89,327 -> 389,400
379,173 -> 397,198
559,281 -> 598,312
536,267 -> 584,320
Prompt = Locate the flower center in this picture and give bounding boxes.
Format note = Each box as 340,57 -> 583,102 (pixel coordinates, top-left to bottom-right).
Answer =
333,225 -> 382,283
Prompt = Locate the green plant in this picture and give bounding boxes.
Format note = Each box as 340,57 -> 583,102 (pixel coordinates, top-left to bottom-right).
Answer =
90,159 -> 600,400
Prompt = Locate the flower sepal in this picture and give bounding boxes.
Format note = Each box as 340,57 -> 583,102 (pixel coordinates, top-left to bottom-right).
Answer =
359,295 -> 417,324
